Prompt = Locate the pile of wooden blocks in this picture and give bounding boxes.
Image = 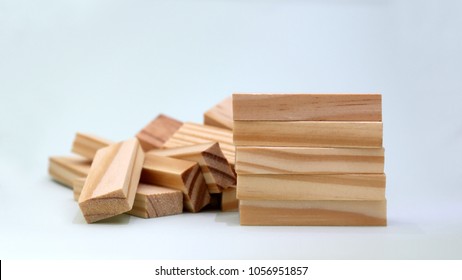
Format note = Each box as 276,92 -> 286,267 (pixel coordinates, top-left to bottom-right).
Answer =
49,97 -> 237,223
233,94 -> 387,226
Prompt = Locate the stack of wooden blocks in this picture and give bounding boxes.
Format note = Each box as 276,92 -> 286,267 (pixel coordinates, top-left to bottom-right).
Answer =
233,93 -> 387,226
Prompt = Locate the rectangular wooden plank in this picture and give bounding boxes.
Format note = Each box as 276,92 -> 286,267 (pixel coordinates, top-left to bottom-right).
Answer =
163,122 -> 235,165
237,174 -> 386,201
233,121 -> 382,148
72,132 -> 113,160
136,114 -> 182,151
74,179 -> 183,218
235,146 -> 384,174
149,143 -> 236,194
141,153 -> 210,212
204,96 -> 233,130
78,138 -> 145,223
221,188 -> 239,212
48,156 -> 91,188
240,200 -> 387,226
233,93 -> 382,121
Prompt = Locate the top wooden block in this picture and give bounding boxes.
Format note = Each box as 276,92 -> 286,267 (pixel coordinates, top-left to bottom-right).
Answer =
233,93 -> 382,121
136,114 -> 183,151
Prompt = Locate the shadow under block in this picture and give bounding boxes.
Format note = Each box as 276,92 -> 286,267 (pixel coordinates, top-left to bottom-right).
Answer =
204,96 -> 233,130
233,93 -> 382,121
162,122 -> 235,165
237,174 -> 386,201
148,142 -> 236,193
141,154 -> 210,212
72,132 -> 113,160
235,147 -> 384,174
221,188 -> 239,212
240,200 -> 387,226
233,121 -> 382,148
78,139 -> 145,223
48,156 -> 91,188
74,180 -> 183,219
136,114 -> 183,151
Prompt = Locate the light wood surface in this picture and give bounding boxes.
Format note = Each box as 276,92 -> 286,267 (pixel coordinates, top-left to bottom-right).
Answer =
237,174 -> 386,201
235,146 -> 384,174
78,138 -> 145,223
49,156 -> 91,188
233,93 -> 382,121
141,153 -> 210,212
149,143 -> 236,194
136,114 -> 182,151
72,132 -> 113,160
221,188 -> 239,212
233,121 -> 383,148
163,122 -> 235,165
240,200 -> 387,226
74,180 -> 183,219
204,96 -> 233,130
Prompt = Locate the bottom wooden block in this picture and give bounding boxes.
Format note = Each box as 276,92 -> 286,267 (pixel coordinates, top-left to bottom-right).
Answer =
74,179 -> 183,219
240,200 -> 387,226
221,188 -> 238,212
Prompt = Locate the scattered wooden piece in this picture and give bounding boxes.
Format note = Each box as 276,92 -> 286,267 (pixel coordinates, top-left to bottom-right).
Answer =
141,154 -> 210,212
221,188 -> 238,212
149,143 -> 236,194
72,132 -> 113,160
233,93 -> 382,121
136,114 -> 183,151
78,138 -> 145,223
128,184 -> 183,218
240,200 -> 387,226
48,156 -> 91,188
233,121 -> 382,148
74,179 -> 183,219
237,174 -> 386,201
204,96 -> 233,130
235,146 -> 384,174
163,122 -> 235,165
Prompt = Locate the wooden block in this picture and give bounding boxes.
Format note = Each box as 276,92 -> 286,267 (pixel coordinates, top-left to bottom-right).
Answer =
136,114 -> 183,151
221,188 -> 239,212
204,96 -> 233,130
72,132 -> 113,160
78,138 -> 145,223
141,154 -> 210,212
48,156 -> 91,188
127,184 -> 183,218
73,177 -> 86,200
74,179 -> 183,219
233,121 -> 383,148
149,143 -> 236,194
163,122 -> 235,165
237,174 -> 386,201
240,200 -> 387,226
235,147 -> 384,174
233,93 -> 382,121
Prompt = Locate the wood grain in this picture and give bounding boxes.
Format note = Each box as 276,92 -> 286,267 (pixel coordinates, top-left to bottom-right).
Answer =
233,93 -> 382,121
240,200 -> 387,226
78,138 -> 145,223
237,174 -> 386,201
72,132 -> 113,160
74,179 -> 183,219
233,121 -> 382,148
141,153 -> 210,212
221,187 -> 239,212
204,96 -> 233,130
149,143 -> 236,194
49,156 -> 91,188
136,114 -> 182,151
163,122 -> 235,165
235,146 -> 384,174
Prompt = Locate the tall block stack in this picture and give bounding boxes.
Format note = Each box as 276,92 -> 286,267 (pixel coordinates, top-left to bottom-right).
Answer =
233,93 -> 387,226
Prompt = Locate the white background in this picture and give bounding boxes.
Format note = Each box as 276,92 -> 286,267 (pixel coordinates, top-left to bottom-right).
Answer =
1,0 -> 461,259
